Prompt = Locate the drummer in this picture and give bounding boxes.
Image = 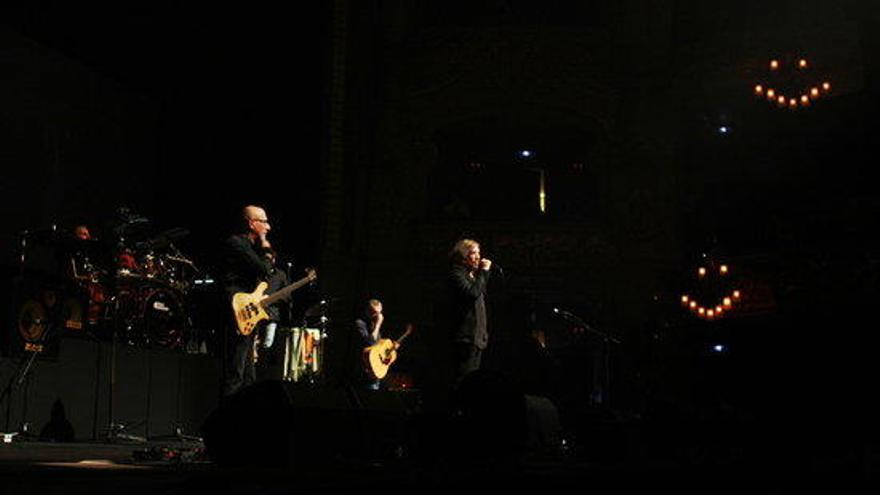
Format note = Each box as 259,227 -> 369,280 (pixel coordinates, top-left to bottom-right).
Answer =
66,224 -> 107,325
73,225 -> 92,241
68,224 -> 97,279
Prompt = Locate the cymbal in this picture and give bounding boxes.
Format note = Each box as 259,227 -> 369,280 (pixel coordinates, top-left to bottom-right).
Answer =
56,237 -> 112,253
22,229 -> 112,254
112,217 -> 151,238
304,297 -> 340,317
156,227 -> 189,242
22,228 -> 61,245
138,227 -> 190,250
68,236 -> 107,247
304,302 -> 325,317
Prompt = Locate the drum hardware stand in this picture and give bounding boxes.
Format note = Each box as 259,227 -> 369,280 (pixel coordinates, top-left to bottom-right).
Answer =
316,313 -> 329,382
280,262 -> 302,383
280,262 -> 296,382
104,315 -> 146,444
2,248 -> 59,441
2,233 -> 33,438
91,333 -> 102,440
314,294 -> 330,383
0,314 -> 55,442
148,352 -> 204,444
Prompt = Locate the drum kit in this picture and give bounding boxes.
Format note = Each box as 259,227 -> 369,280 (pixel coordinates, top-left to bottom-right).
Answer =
16,209 -> 329,383
17,211 -> 203,352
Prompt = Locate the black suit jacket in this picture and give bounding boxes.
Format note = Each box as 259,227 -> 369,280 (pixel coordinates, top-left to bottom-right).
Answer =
221,234 -> 274,297
447,265 -> 490,350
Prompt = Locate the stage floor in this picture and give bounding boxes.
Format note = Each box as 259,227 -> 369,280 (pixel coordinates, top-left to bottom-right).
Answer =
1,436 -> 876,494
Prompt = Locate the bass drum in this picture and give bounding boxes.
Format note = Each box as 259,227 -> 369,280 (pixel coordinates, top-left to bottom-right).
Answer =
140,287 -> 186,349
115,282 -> 186,349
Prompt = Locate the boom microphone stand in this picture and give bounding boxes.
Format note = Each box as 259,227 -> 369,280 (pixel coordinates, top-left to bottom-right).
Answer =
552,307 -> 621,406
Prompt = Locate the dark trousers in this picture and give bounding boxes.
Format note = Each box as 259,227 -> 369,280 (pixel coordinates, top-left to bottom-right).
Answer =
223,332 -> 256,397
453,343 -> 483,384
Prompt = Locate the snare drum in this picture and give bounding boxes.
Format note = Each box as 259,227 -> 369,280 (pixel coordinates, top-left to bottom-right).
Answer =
140,252 -> 166,279
117,249 -> 139,276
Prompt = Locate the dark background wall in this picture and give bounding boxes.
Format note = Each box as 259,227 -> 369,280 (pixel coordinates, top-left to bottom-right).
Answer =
320,0 -> 880,420
0,2 -> 329,270
1,0 -> 879,434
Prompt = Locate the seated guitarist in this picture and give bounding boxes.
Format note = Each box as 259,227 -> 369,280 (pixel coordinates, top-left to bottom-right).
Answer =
220,205 -> 282,396
355,299 -> 392,390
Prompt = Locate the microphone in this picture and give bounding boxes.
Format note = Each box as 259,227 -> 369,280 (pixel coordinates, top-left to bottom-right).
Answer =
553,307 -> 572,317
492,261 -> 505,276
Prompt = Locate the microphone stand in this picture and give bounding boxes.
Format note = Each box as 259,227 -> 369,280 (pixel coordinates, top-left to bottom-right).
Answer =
0,318 -> 54,441
286,262 -> 294,326
553,308 -> 621,407
491,262 -> 505,278
3,227 -> 58,441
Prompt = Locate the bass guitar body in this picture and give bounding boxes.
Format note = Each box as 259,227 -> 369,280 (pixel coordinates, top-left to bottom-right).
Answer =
232,281 -> 270,336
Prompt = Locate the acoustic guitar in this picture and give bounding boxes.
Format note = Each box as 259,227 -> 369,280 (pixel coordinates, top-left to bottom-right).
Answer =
363,324 -> 413,380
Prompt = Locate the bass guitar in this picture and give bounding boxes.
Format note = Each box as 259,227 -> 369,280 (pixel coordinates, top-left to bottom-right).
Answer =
232,268 -> 317,336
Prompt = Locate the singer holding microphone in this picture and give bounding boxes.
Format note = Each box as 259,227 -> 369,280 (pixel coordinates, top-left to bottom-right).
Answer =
447,238 -> 492,383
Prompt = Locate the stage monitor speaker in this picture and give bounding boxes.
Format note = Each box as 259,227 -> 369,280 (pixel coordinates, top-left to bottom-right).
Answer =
524,394 -> 562,453
452,370 -> 563,460
452,370 -> 528,461
202,381 -> 295,467
202,381 -> 415,467
6,276 -> 67,360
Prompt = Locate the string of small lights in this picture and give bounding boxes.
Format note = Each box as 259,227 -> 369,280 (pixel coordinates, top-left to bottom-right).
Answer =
753,57 -> 831,110
680,261 -> 742,320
